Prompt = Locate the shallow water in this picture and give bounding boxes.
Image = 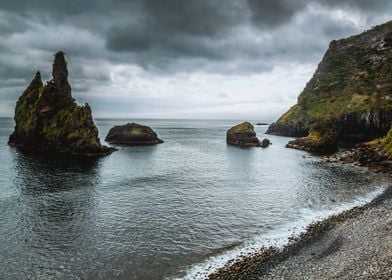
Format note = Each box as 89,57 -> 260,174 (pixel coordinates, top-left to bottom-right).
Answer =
0,117 -> 388,280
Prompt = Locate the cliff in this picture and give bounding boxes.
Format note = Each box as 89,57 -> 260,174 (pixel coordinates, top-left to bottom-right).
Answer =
267,21 -> 392,148
8,52 -> 115,156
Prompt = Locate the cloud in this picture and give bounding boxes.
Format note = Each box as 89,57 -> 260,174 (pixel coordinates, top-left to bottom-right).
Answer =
0,0 -> 390,118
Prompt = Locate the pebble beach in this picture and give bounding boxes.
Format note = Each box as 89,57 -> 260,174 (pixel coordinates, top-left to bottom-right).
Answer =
208,185 -> 392,280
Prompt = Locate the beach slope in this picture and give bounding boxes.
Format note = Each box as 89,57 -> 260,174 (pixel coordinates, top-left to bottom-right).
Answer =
209,186 -> 392,279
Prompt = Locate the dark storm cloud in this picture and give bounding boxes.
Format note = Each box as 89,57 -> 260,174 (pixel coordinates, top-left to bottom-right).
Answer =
104,0 -> 391,68
0,13 -> 29,36
246,0 -> 307,27
105,0 -> 248,63
105,0 -> 312,60
0,0 -> 390,117
2,0 -> 391,70
1,0 -> 101,15
320,0 -> 392,11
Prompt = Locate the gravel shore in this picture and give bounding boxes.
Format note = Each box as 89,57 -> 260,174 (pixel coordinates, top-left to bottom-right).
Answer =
208,186 -> 392,280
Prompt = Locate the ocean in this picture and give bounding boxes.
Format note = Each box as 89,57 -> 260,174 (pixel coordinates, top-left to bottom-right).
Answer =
0,117 -> 388,279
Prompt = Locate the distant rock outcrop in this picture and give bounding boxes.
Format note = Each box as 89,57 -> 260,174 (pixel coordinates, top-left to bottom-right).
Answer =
105,123 -> 163,145
227,121 -> 270,147
8,52 -> 115,156
267,21 -> 392,153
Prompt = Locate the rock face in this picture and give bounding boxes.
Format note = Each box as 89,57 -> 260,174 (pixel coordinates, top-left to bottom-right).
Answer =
267,21 -> 392,152
105,123 -> 163,145
226,121 -> 270,147
383,127 -> 392,156
8,52 -> 115,156
286,132 -> 338,154
324,129 -> 392,173
52,51 -> 71,96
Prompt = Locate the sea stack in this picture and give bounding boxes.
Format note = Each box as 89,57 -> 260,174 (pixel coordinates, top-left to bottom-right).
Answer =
105,123 -> 163,145
267,21 -> 392,153
227,121 -> 270,147
8,51 -> 115,156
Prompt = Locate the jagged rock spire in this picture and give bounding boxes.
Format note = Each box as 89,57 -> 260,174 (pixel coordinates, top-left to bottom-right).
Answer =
35,70 -> 41,80
52,51 -> 71,95
26,71 -> 43,91
9,52 -> 115,156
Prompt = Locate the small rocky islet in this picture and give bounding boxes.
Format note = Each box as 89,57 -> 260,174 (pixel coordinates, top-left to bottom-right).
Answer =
8,51 -> 115,156
226,121 -> 270,148
105,123 -> 163,145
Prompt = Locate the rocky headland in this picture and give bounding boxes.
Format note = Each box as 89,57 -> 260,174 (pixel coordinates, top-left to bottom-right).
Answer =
227,122 -> 270,147
105,123 -> 163,145
267,21 -> 392,154
8,51 -> 115,156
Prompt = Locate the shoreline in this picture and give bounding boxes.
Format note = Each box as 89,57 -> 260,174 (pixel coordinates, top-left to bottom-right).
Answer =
207,184 -> 392,279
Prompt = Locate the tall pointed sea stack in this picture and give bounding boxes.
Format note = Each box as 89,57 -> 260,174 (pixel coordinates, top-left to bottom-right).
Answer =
52,51 -> 71,96
8,52 -> 115,156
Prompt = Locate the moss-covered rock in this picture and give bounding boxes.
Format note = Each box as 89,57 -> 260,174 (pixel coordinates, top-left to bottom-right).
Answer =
105,123 -> 163,145
267,21 -> 392,146
382,127 -> 392,156
325,131 -> 392,173
226,121 -> 270,147
8,52 -> 115,156
286,131 -> 338,154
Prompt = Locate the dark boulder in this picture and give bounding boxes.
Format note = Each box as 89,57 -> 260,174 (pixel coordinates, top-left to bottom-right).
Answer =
105,123 -> 163,145
260,138 -> 271,148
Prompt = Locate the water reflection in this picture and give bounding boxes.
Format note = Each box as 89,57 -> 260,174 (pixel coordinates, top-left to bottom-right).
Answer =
0,119 -> 389,280
225,145 -> 256,178
2,151 -> 103,278
13,150 -> 101,193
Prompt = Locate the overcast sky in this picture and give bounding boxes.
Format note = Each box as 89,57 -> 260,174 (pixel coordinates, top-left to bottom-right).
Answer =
1,1 -> 391,120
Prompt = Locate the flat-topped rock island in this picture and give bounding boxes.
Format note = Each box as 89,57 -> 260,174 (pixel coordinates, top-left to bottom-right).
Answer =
105,123 -> 164,145
227,121 -> 270,148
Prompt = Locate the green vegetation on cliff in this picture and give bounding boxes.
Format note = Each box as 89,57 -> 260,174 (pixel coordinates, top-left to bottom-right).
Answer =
267,21 -> 392,142
9,52 -> 114,156
382,128 -> 392,156
229,121 -> 255,134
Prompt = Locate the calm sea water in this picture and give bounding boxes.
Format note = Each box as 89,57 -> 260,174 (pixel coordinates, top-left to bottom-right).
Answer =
0,117 -> 388,280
